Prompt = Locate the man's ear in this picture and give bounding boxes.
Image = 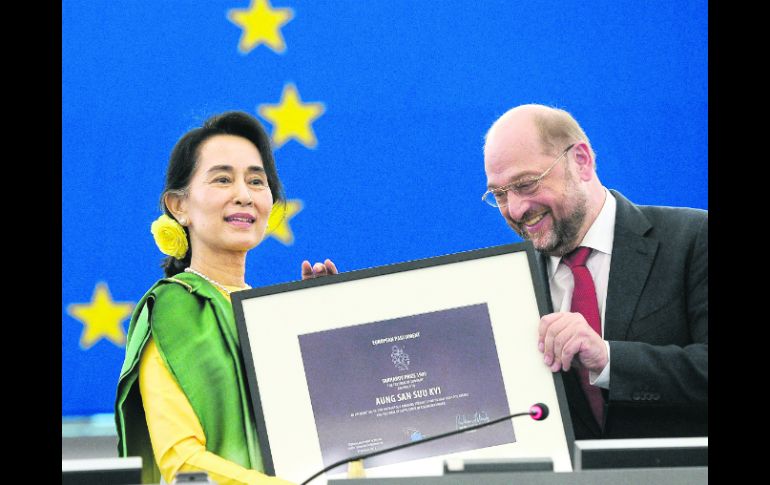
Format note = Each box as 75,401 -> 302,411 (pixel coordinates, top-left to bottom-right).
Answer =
572,142 -> 595,181
164,192 -> 188,226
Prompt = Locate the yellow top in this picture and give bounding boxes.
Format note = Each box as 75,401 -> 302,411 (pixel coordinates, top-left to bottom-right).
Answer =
138,283 -> 295,485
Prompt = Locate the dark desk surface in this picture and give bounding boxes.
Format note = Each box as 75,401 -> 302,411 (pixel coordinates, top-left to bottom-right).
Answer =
328,466 -> 707,485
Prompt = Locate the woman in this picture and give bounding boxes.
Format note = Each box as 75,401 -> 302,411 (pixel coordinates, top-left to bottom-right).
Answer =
115,111 -> 336,484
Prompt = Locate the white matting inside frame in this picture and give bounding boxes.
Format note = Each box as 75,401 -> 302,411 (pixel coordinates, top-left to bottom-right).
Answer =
238,249 -> 572,485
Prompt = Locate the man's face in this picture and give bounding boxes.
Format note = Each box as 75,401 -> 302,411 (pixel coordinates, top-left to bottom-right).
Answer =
484,125 -> 588,257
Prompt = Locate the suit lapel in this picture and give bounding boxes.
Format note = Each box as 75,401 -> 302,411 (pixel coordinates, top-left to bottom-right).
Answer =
604,191 -> 659,341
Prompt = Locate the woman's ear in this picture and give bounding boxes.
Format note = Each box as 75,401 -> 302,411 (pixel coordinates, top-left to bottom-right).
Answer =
164,192 -> 188,226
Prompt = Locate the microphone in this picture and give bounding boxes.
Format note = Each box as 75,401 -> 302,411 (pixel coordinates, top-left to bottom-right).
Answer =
529,402 -> 549,421
300,403 -> 549,485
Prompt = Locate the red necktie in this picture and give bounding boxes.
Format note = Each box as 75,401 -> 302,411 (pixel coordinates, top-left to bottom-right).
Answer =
562,246 -> 605,428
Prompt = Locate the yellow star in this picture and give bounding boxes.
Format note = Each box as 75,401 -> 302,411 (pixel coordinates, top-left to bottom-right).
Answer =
227,0 -> 294,54
266,199 -> 303,245
258,84 -> 325,149
67,282 -> 134,350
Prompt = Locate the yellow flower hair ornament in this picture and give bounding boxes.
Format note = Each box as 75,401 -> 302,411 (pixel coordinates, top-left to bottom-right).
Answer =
151,214 -> 189,259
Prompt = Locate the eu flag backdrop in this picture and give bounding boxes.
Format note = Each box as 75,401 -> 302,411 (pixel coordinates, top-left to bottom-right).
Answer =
62,0 -> 707,416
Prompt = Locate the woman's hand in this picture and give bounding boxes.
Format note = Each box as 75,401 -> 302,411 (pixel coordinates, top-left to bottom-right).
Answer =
301,259 -> 339,280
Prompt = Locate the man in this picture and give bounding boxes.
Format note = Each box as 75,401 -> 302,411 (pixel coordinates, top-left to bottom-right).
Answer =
482,104 -> 707,440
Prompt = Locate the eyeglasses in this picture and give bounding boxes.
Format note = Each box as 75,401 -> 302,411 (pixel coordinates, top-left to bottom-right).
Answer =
481,143 -> 575,208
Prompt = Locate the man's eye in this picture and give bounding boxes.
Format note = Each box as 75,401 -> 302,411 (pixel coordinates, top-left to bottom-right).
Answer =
515,180 -> 538,194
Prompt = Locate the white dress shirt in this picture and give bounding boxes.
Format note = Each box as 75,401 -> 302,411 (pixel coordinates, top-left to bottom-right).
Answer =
547,188 -> 616,389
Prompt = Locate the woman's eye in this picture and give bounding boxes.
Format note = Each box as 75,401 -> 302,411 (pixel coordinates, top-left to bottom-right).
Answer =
250,178 -> 266,186
213,176 -> 231,183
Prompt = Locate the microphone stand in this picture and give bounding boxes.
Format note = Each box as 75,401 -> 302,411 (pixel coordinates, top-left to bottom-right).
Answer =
300,409 -> 535,485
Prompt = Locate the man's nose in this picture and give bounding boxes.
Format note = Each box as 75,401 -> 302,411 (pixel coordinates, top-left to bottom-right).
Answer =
503,190 -> 529,222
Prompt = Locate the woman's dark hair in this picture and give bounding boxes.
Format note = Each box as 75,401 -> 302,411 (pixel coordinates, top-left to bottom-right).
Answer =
159,111 -> 285,276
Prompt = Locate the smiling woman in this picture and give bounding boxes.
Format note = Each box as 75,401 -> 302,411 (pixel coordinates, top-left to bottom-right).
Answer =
165,133 -> 276,278
114,111 -> 329,485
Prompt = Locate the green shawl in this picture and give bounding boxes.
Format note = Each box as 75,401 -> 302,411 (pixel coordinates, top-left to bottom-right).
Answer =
114,272 -> 261,483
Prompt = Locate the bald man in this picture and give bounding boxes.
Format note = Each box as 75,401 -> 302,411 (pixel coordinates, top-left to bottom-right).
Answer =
482,104 -> 707,440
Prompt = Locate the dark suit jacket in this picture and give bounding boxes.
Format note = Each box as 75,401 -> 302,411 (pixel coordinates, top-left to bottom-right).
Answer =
541,190 -> 708,440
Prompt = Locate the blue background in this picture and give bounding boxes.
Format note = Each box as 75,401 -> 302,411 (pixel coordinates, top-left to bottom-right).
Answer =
62,0 -> 707,417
